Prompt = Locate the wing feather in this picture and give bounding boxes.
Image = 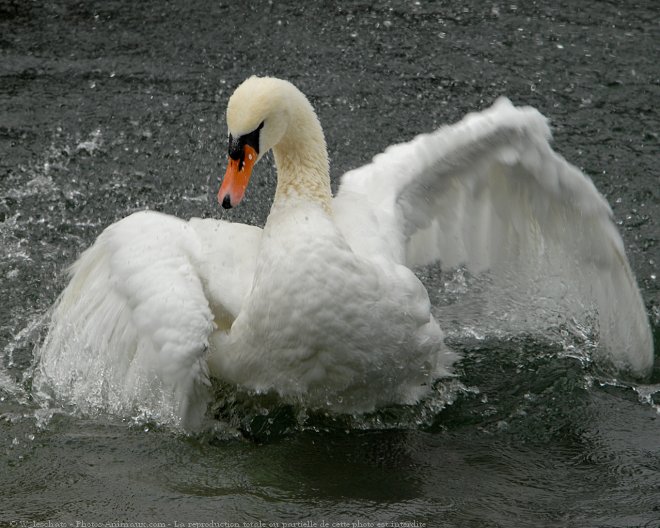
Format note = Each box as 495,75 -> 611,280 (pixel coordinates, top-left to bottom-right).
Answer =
334,98 -> 652,376
35,211 -> 260,428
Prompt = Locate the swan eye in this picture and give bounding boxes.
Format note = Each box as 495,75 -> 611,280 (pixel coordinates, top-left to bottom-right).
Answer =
228,121 -> 265,165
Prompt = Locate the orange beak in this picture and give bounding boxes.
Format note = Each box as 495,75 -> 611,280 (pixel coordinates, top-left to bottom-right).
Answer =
218,144 -> 258,209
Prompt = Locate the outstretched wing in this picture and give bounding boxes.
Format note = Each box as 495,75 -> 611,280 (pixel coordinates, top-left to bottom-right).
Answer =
34,211 -> 261,428
333,98 -> 653,376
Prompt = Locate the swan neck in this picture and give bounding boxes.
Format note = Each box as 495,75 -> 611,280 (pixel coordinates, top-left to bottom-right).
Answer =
272,99 -> 332,213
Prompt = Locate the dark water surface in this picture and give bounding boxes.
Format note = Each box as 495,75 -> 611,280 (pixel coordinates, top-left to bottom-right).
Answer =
1,1 -> 659,526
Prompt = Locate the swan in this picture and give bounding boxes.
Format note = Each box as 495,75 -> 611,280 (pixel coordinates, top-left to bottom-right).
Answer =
34,76 -> 653,428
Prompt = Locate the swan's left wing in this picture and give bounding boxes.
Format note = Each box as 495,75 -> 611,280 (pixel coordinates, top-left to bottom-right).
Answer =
333,98 -> 653,376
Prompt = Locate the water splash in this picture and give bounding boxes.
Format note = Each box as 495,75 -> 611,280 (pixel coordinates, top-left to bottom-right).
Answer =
206,376 -> 472,442
75,129 -> 103,155
633,384 -> 660,413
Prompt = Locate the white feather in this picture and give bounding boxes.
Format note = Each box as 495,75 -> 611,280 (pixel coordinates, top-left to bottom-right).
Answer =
335,97 -> 651,374
34,78 -> 653,429
35,211 -> 258,428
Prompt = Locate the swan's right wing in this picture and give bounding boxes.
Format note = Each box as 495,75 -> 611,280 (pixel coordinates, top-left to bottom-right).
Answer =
34,211 -> 261,428
334,99 -> 653,376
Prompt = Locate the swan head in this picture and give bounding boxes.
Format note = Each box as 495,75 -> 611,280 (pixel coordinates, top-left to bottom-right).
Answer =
218,76 -> 297,209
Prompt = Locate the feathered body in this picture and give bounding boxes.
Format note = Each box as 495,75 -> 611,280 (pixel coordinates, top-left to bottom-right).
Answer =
34,77 -> 653,429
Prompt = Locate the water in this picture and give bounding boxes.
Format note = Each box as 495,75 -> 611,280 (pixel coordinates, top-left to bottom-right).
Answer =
1,1 -> 659,526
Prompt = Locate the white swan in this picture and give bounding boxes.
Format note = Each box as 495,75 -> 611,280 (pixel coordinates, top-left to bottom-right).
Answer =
34,76 -> 653,428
